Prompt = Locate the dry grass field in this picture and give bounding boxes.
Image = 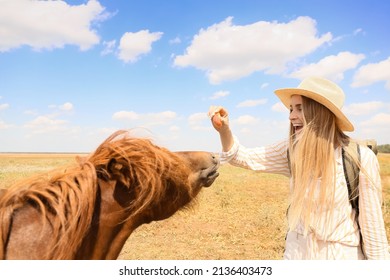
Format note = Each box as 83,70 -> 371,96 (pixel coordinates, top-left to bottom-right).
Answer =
0,152 -> 389,260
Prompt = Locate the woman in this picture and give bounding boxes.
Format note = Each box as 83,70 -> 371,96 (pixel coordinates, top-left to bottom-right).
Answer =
209,77 -> 389,259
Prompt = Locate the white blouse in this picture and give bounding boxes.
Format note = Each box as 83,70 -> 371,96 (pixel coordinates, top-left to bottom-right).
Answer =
220,136 -> 390,259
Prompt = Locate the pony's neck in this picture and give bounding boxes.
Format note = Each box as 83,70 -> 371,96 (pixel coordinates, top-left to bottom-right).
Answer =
77,179 -> 140,259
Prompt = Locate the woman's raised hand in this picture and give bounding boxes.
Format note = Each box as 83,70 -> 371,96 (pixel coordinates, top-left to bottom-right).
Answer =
208,106 -> 229,132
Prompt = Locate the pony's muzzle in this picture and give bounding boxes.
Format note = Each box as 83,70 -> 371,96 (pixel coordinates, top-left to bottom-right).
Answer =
201,153 -> 220,188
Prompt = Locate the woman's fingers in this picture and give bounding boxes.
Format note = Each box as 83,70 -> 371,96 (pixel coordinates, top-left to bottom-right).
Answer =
212,112 -> 223,128
208,106 -> 229,130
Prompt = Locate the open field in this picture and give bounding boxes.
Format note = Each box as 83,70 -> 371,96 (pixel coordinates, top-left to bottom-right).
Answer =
1,153 -> 389,259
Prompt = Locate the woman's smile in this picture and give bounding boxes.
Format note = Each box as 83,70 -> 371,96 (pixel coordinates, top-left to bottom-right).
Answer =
290,95 -> 305,134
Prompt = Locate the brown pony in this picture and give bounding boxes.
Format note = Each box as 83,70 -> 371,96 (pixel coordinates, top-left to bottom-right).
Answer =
0,130 -> 219,259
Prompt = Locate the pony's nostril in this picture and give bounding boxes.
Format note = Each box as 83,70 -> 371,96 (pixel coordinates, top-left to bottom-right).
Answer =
211,153 -> 220,164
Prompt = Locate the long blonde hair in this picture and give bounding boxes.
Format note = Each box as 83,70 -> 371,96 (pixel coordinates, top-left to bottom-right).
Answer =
288,96 -> 350,236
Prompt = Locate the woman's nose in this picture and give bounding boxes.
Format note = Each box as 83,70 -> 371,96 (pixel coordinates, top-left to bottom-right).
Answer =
289,111 -> 296,120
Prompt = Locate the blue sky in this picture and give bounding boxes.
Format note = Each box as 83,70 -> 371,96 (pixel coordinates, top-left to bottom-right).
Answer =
0,0 -> 389,153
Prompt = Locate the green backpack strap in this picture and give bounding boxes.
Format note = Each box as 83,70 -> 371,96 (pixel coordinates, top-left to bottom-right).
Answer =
342,142 -> 365,258
342,142 -> 361,210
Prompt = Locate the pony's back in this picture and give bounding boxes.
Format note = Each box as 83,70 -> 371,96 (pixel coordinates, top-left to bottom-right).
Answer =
0,161 -> 97,259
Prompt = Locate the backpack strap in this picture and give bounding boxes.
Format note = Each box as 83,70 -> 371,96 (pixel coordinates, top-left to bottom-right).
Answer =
342,142 -> 360,209
342,142 -> 365,258
287,148 -> 291,174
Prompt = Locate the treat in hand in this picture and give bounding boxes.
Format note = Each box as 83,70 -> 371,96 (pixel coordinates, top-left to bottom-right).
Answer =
212,113 -> 222,128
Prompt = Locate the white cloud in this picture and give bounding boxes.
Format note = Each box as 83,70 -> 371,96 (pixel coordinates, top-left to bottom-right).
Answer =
288,51 -> 365,81
48,102 -> 74,112
353,28 -> 363,36
169,37 -> 181,45
343,101 -> 385,116
332,28 -> 365,44
189,126 -> 211,132
232,115 -> 259,126
260,83 -> 269,89
0,0 -> 107,52
351,57 -> 390,90
112,111 -> 140,121
360,113 -> 390,127
237,99 -> 267,108
24,115 -> 68,134
101,40 -> 116,55
118,30 -> 163,63
0,103 -> 10,110
26,116 -> 67,127
169,125 -> 180,132
188,112 -> 208,124
188,112 -> 211,131
351,111 -> 390,145
272,102 -> 288,113
96,127 -> 119,137
0,120 -> 13,129
112,110 -> 177,126
23,110 -> 38,116
147,111 -> 177,124
174,16 -> 332,84
210,90 -> 230,100
59,102 -> 74,111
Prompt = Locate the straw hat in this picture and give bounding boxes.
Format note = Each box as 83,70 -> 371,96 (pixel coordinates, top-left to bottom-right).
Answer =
274,77 -> 354,132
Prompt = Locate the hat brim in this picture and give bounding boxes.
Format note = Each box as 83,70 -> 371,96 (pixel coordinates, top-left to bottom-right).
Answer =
274,88 -> 354,132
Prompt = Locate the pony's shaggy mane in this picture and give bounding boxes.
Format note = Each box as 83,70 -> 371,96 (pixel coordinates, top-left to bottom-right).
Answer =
0,130 -> 193,259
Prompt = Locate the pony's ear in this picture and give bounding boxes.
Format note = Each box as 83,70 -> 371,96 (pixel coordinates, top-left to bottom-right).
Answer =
107,158 -> 130,186
108,158 -> 123,172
